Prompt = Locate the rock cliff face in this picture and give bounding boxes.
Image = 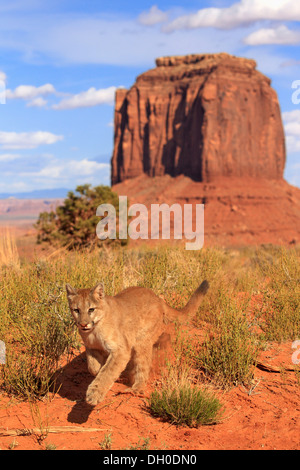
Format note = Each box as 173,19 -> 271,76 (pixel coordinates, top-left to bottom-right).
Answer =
111,53 -> 286,185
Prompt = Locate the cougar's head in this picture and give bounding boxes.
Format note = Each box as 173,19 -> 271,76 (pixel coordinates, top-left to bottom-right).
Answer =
66,282 -> 105,333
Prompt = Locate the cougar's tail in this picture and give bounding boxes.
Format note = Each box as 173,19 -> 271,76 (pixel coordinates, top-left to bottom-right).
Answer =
163,280 -> 209,324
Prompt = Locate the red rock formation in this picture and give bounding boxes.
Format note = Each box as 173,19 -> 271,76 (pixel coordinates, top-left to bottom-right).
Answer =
111,53 -> 286,185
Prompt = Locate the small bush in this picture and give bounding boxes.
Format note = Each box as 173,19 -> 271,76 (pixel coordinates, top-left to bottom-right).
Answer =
148,359 -> 223,427
149,384 -> 223,427
35,184 -> 127,249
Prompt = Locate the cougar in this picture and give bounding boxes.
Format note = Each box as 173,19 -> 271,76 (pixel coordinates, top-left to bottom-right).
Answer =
66,280 -> 209,406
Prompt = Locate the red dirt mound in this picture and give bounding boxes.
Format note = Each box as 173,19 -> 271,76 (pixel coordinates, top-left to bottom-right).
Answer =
113,174 -> 300,247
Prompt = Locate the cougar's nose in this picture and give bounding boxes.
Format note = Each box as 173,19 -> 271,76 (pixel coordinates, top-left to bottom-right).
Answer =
79,322 -> 89,328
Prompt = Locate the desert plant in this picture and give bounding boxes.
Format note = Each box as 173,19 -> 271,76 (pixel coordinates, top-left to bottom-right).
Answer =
0,279 -> 77,399
149,361 -> 223,427
35,184 -> 128,249
149,385 -> 223,427
253,247 -> 300,341
195,293 -> 259,387
0,228 -> 20,269
149,352 -> 223,428
99,432 -> 113,450
126,437 -> 151,450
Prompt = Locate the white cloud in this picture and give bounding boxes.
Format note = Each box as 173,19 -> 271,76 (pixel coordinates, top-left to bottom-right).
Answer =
27,158 -> 109,180
244,25 -> 300,46
282,110 -> 300,153
283,110 -> 300,133
13,157 -> 110,191
286,135 -> 300,153
0,70 -> 7,83
26,96 -> 48,108
164,0 -> 300,32
284,121 -> 300,136
52,86 -> 117,110
282,110 -> 300,121
138,5 -> 169,26
6,83 -> 55,100
0,181 -> 29,193
0,131 -> 63,149
6,83 -> 56,100
0,153 -> 21,162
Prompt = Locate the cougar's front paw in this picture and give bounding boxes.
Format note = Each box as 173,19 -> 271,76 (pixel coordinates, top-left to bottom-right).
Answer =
86,383 -> 105,406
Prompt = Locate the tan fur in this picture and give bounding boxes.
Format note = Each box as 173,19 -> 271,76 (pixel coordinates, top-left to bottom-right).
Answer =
66,280 -> 209,406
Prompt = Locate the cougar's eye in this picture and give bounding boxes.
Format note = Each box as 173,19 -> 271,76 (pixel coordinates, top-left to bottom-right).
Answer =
73,308 -> 80,314
88,308 -> 95,313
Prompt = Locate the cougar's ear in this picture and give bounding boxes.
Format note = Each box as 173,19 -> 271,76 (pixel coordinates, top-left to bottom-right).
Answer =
66,284 -> 77,297
92,282 -> 105,300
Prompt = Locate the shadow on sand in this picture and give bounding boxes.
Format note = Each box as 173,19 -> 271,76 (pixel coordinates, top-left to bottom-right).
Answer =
54,351 -> 95,424
54,331 -> 172,424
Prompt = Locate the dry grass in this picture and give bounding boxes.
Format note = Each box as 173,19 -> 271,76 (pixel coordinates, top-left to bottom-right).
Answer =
0,228 -> 20,269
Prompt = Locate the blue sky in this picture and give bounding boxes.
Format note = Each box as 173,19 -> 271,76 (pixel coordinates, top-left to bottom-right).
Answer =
0,0 -> 300,194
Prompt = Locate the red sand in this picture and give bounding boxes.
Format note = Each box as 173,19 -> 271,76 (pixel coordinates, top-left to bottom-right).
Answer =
0,339 -> 299,450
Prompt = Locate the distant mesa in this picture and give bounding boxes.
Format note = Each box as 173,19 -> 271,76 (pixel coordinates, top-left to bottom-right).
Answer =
0,188 -> 69,200
111,53 -> 285,185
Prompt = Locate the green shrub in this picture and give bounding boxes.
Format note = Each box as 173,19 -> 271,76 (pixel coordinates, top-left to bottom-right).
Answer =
148,356 -> 223,427
35,184 -> 127,249
149,384 -> 223,427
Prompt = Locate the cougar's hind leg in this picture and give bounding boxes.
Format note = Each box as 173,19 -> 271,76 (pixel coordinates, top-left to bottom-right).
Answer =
129,342 -> 153,393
